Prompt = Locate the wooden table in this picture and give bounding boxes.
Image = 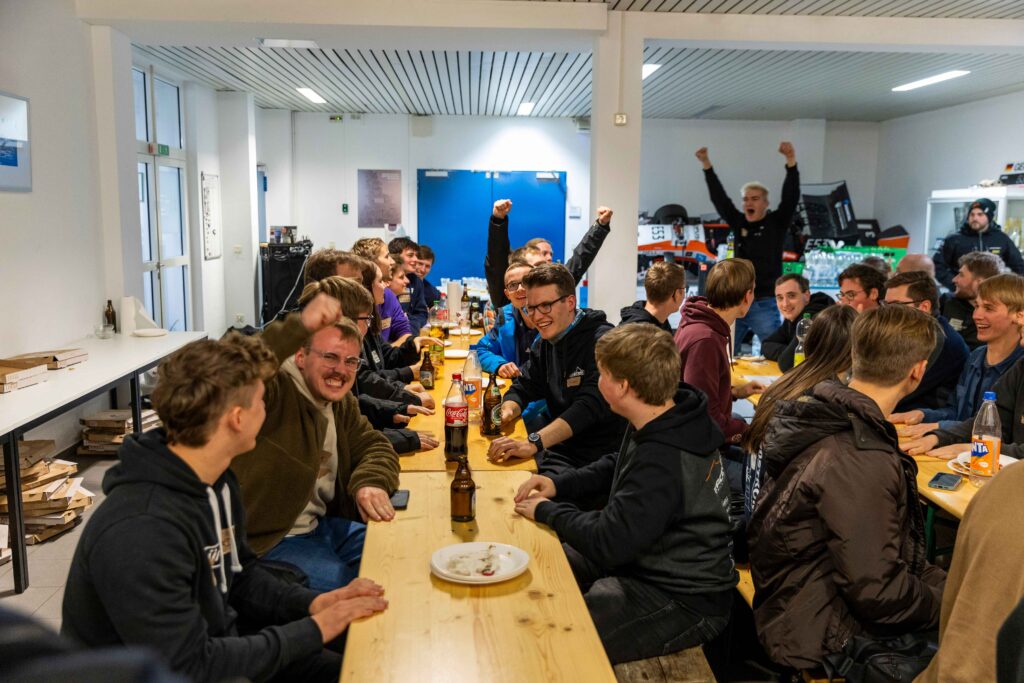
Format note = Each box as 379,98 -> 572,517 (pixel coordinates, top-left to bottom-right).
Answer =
0,331 -> 206,592
342,470 -> 616,683
400,337 -> 535,473
730,358 -> 782,408
913,454 -> 975,520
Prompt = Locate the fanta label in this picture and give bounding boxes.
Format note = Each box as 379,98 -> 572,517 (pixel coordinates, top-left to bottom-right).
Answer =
463,379 -> 482,410
971,435 -> 1001,477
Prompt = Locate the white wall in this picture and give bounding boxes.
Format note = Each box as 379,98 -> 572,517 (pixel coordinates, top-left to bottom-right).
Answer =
875,89 -> 1024,252
288,113 -> 593,253
255,109 -> 293,227
824,121 -> 880,222
0,0 -> 109,449
639,117 -> 880,221
184,82 -> 226,334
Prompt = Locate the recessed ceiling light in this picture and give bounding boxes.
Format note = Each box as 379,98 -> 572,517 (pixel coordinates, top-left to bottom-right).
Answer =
297,87 -> 327,104
259,38 -> 319,49
517,102 -> 535,116
642,64 -> 661,80
892,70 -> 970,92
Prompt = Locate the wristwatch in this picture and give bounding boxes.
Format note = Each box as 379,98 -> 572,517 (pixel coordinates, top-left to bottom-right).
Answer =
527,432 -> 544,454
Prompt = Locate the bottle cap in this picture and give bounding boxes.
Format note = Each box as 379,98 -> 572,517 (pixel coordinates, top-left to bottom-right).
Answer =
452,373 -> 462,380
984,391 -> 996,401
803,312 -> 811,318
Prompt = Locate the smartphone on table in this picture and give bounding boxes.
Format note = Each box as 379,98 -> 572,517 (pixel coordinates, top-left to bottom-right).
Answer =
390,489 -> 410,509
928,472 -> 963,491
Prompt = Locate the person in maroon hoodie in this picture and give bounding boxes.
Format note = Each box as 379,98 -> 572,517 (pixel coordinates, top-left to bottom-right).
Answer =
675,258 -> 764,546
674,258 -> 764,447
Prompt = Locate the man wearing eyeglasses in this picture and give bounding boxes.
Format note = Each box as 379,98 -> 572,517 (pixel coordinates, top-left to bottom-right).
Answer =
883,271 -> 967,412
487,263 -> 627,474
836,263 -> 886,312
232,292 -> 400,593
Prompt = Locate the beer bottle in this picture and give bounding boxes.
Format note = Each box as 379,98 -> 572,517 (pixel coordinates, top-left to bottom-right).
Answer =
451,455 -> 476,522
420,350 -> 435,390
104,299 -> 117,331
444,373 -> 469,461
481,371 -> 503,436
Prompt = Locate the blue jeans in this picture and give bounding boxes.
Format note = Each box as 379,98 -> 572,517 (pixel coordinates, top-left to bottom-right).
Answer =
734,296 -> 781,353
263,517 -> 367,593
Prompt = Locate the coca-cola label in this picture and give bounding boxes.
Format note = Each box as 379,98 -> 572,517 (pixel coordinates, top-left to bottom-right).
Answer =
445,404 -> 469,426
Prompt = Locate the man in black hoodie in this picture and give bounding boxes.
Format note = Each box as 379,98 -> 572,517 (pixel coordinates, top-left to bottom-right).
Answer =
761,273 -> 833,369
487,263 -> 627,473
513,324 -> 736,664
933,197 -> 1024,289
62,320 -> 388,683
619,260 -> 685,333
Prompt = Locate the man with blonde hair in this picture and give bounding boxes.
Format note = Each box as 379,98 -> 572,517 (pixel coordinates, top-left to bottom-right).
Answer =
696,142 -> 800,349
619,260 -> 685,332
750,305 -> 946,672
513,323 -> 736,664
903,273 -> 1024,457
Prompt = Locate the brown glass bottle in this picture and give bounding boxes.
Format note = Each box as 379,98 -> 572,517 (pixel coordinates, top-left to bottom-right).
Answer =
104,299 -> 117,331
451,456 -> 476,522
480,371 -> 502,436
419,350 -> 435,390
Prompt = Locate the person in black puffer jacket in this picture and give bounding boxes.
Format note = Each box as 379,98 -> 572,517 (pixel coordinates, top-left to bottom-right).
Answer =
933,197 -> 1024,289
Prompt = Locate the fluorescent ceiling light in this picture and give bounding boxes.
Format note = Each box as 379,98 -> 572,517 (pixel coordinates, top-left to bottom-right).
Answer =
642,63 -> 661,80
296,87 -> 327,104
259,38 -> 319,49
892,70 -> 970,92
517,102 -> 535,116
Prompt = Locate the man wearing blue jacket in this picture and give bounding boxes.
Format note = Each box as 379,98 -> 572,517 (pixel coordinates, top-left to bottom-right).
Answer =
893,273 -> 1024,436
513,323 -> 736,664
62,325 -> 388,682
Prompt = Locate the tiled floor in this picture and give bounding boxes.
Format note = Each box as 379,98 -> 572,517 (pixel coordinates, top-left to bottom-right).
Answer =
0,455 -> 115,633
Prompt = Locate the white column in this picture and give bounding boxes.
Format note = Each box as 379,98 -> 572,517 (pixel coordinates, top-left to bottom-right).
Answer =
217,92 -> 260,326
587,11 -> 644,322
90,24 -> 141,302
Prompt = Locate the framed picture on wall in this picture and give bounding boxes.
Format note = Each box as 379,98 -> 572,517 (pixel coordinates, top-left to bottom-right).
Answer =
0,91 -> 31,192
358,169 -> 401,228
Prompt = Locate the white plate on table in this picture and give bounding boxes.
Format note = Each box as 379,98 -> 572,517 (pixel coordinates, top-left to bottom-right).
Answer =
430,542 -> 529,585
132,328 -> 168,337
470,329 -> 484,336
737,355 -> 765,362
442,340 -> 453,347
444,349 -> 469,360
948,452 -> 1017,476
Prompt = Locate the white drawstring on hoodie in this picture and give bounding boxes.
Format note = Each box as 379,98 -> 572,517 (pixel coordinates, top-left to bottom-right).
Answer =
205,484 -> 243,593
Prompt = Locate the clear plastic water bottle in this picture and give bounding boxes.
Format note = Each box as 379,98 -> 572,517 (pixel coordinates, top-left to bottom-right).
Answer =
970,391 -> 1002,487
793,313 -> 812,366
750,334 -> 761,358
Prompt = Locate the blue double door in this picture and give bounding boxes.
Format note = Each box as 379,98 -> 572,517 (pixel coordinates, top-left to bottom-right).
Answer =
416,169 -> 567,283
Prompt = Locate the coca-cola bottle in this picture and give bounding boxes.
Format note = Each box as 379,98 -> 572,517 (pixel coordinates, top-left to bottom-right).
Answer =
444,372 -> 469,461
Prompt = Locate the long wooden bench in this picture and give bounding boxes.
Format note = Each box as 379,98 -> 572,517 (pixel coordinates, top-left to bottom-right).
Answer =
614,647 -> 716,683
736,563 -> 755,609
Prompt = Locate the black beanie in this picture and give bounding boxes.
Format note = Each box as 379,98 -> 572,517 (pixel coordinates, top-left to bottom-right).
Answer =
970,198 -> 997,224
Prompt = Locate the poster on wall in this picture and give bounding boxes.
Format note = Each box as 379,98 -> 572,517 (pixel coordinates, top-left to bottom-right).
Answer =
0,91 -> 31,192
201,172 -> 222,260
358,169 -> 402,228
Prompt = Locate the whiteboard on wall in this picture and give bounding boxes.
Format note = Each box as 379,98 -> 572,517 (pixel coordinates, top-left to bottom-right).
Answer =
201,172 -> 222,260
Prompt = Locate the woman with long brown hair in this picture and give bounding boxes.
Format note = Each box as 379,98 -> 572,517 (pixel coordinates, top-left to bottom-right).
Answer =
743,304 -> 857,516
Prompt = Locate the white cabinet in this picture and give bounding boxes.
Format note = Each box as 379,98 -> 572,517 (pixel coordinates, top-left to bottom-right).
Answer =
925,187 -> 1024,252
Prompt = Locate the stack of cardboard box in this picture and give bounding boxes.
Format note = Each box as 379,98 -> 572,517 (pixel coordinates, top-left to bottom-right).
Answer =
78,409 -> 161,456
0,440 -> 95,545
0,359 -> 48,393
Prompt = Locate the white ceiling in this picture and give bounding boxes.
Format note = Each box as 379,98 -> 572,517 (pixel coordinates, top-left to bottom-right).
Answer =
520,0 -> 1024,19
135,42 -> 1024,122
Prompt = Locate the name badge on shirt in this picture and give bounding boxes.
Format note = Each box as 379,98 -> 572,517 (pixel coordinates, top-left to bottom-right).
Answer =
566,366 -> 585,388
372,350 -> 382,364
398,293 -> 411,304
220,527 -> 234,558
381,316 -> 391,330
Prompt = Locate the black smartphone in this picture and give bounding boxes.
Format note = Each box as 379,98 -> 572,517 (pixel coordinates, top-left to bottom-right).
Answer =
390,489 -> 410,510
928,472 -> 963,491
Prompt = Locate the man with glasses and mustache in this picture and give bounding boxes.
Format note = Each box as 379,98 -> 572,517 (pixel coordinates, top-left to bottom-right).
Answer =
487,263 -> 627,474
882,271 -> 967,412
232,289 -> 400,593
